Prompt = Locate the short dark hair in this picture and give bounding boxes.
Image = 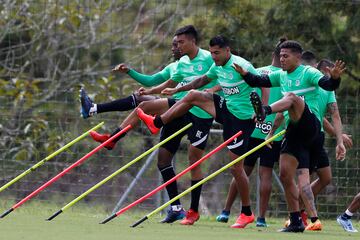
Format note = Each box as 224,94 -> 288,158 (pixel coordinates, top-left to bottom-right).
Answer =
209,35 -> 230,48
317,59 -> 334,70
175,25 -> 198,43
279,40 -> 303,54
301,50 -> 316,62
274,36 -> 288,57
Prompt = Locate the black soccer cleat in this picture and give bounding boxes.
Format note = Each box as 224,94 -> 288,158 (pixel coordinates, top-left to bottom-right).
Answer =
278,223 -> 305,233
250,91 -> 266,122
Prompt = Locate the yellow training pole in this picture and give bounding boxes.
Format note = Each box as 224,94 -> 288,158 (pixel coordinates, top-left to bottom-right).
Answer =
0,122 -> 104,193
131,130 -> 286,227
46,123 -> 192,221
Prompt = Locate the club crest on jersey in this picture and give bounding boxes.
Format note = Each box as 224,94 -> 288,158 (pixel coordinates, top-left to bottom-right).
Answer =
295,79 -> 300,86
197,64 -> 203,71
255,121 -> 272,134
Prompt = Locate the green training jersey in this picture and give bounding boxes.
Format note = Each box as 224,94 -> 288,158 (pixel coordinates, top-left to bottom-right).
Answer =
268,65 -> 324,125
205,54 -> 258,120
171,48 -> 216,119
318,88 -> 336,132
128,61 -> 178,87
251,65 -> 285,141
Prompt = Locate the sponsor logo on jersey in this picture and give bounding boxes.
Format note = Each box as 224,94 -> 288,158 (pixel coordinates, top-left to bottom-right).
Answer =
255,121 -> 272,134
223,86 -> 240,95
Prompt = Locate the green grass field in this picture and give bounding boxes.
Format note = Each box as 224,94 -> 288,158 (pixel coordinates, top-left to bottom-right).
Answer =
0,202 -> 359,240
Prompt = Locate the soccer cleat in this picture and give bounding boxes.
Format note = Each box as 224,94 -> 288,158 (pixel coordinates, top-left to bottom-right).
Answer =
80,88 -> 95,119
230,213 -> 255,229
160,205 -> 186,223
216,210 -> 230,223
278,222 -> 305,233
337,215 -> 358,233
305,219 -> 322,231
136,108 -> 160,134
180,209 -> 200,225
249,91 -> 266,122
256,217 -> 268,227
89,131 -> 115,150
300,211 -> 308,227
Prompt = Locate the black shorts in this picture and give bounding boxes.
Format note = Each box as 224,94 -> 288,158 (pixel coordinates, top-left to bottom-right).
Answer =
280,103 -> 321,169
213,94 -> 255,156
244,137 -> 281,168
309,132 -> 329,173
160,98 -> 213,154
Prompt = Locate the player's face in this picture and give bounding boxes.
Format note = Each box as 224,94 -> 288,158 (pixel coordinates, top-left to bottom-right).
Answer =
209,45 -> 230,66
171,36 -> 181,60
280,48 -> 301,72
176,34 -> 194,56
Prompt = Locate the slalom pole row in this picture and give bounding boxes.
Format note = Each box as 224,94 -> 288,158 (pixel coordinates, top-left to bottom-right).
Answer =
0,125 -> 132,219
46,123 -> 193,221
0,122 -> 104,194
131,129 -> 286,227
100,130 -> 243,224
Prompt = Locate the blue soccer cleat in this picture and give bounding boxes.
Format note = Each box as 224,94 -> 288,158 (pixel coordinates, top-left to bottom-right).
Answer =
337,215 -> 358,233
216,210 -> 230,223
160,205 -> 186,223
256,217 -> 268,227
80,88 -> 95,119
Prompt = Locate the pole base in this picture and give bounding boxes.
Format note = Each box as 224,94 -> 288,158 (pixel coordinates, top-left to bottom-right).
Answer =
100,213 -> 117,224
0,208 -> 14,218
131,216 -> 148,228
47,210 -> 63,221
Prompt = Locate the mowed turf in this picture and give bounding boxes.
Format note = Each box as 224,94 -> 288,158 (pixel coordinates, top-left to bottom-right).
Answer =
0,203 -> 358,240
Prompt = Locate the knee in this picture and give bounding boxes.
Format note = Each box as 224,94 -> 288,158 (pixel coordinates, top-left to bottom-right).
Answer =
157,159 -> 171,169
138,101 -> 149,111
279,171 -> 291,185
319,177 -> 331,187
284,92 -> 298,102
185,90 -> 201,103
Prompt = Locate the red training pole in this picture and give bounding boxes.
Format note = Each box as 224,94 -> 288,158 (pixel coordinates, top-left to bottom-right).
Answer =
100,130 -> 242,224
0,125 -> 132,218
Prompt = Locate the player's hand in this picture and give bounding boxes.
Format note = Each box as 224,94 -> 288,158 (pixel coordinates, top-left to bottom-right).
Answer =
138,87 -> 152,95
161,88 -> 178,96
232,63 -> 248,76
112,63 -> 130,73
342,134 -> 353,149
326,60 -> 346,80
336,143 -> 346,161
265,132 -> 274,149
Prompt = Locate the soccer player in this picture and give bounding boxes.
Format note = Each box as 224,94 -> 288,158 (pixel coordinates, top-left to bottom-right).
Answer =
216,37 -> 287,227
232,40 -> 346,232
85,25 -> 217,225
137,35 -> 261,229
337,192 -> 360,232
80,36 -> 181,119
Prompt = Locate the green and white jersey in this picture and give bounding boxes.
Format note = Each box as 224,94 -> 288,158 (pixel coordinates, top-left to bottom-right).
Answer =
318,88 -> 336,132
268,65 -> 324,125
171,48 -> 216,119
205,54 -> 258,120
159,61 -> 178,81
251,65 -> 285,141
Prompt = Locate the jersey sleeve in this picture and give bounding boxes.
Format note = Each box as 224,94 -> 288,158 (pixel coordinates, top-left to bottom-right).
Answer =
127,69 -> 167,87
268,71 -> 281,87
327,91 -> 337,104
205,63 -> 218,81
308,67 -> 324,85
170,62 -> 183,83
